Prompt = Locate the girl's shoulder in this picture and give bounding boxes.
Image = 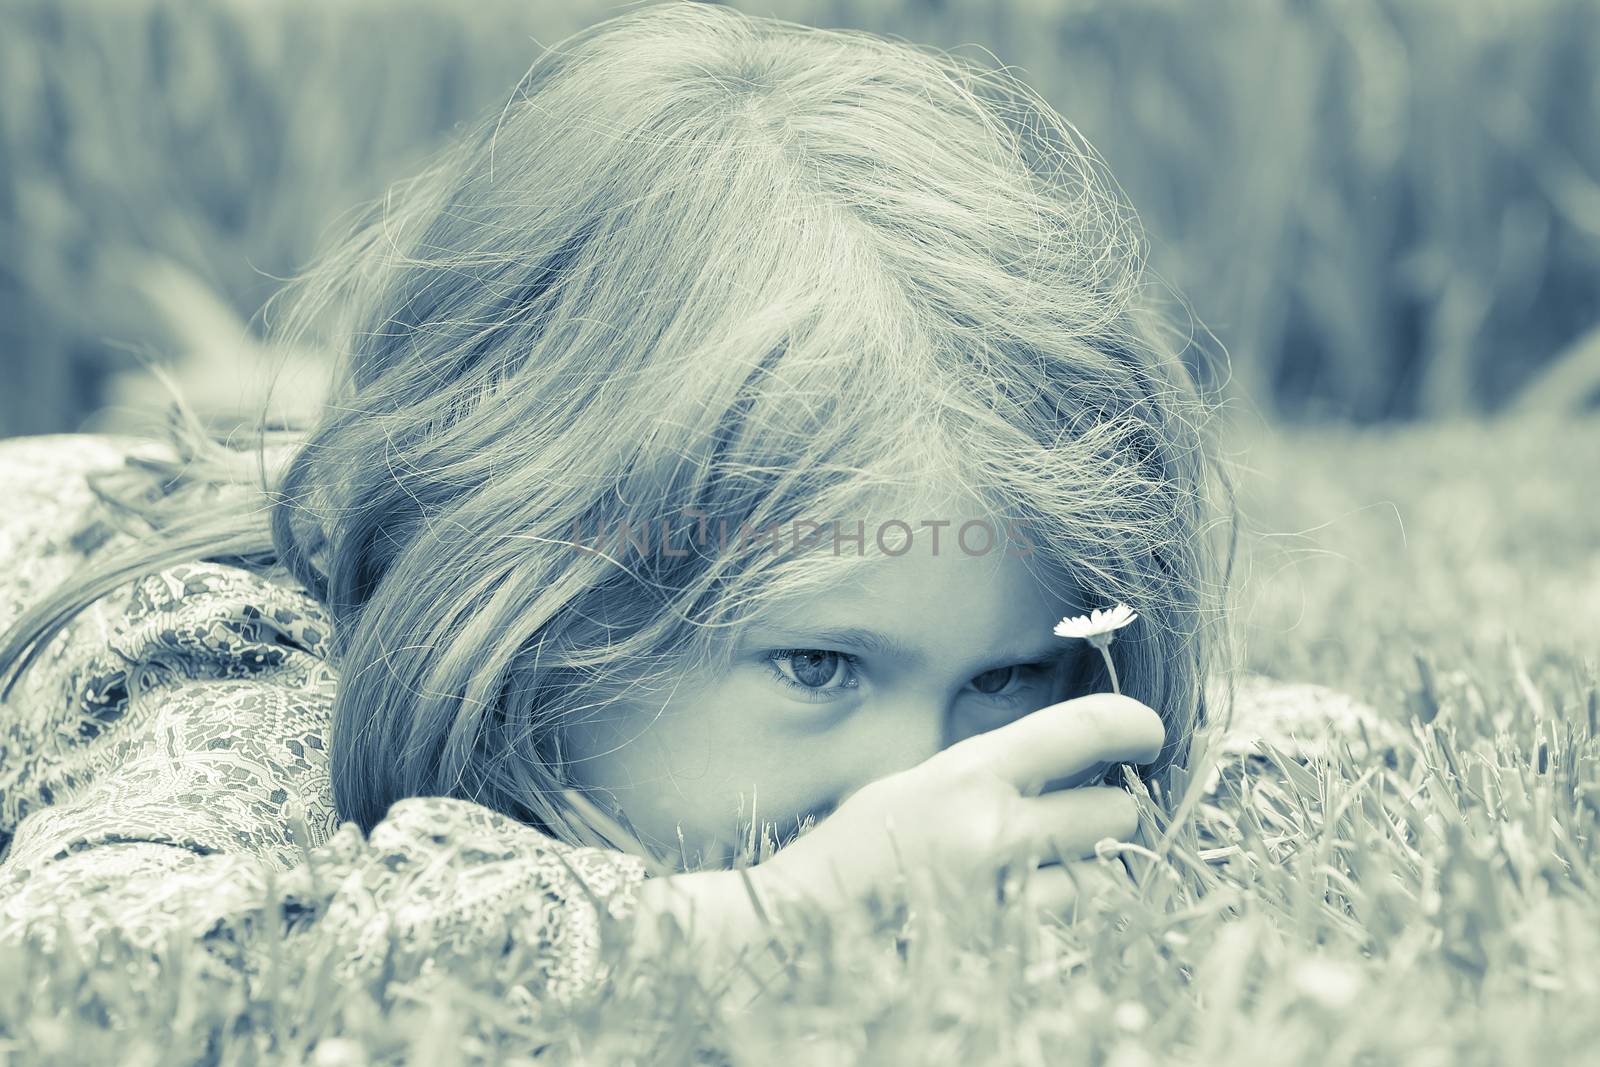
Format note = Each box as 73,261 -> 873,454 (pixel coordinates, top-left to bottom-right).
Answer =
0,434 -> 338,849
0,433 -> 178,625
0,431 -> 325,634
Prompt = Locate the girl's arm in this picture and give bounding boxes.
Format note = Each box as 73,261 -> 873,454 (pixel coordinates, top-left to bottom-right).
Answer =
0,560 -> 649,1005
0,791 -> 648,1004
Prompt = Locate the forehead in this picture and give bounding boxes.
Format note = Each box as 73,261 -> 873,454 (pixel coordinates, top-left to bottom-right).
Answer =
691,472 -> 1080,661
765,535 -> 1072,611
729,504 -> 1081,641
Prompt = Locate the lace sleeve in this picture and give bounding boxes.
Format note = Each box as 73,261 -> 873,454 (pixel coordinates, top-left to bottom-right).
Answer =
0,560 -> 649,1006
0,790 -> 649,1006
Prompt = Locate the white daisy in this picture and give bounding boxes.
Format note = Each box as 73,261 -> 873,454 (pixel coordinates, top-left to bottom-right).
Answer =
1052,603 -> 1138,647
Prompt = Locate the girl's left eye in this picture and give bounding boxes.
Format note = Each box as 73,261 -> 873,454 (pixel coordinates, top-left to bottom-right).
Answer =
966,663 -> 1060,705
969,665 -> 1025,696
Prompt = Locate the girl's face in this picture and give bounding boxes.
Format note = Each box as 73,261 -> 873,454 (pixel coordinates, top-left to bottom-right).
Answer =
559,502 -> 1089,867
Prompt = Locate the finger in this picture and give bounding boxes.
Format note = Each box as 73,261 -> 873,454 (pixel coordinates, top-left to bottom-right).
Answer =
1039,759 -> 1112,795
951,693 -> 1164,795
1015,785 -> 1140,860
1020,859 -> 1131,921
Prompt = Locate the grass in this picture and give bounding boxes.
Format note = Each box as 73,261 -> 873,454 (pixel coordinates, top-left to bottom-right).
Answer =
0,414 -> 1595,1065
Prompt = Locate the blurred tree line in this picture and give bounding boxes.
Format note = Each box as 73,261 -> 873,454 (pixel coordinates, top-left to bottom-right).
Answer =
2,0 -> 1597,437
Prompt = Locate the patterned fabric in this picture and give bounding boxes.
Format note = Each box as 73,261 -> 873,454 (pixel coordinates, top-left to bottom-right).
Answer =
0,434 -> 646,1006
0,433 -> 1397,1002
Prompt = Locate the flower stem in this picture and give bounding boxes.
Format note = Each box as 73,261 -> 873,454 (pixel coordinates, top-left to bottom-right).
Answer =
1098,646 -> 1121,696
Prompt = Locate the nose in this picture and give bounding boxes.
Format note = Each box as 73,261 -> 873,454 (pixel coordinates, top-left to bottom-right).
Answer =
944,706 -> 988,751
818,693 -> 948,811
943,699 -> 1033,751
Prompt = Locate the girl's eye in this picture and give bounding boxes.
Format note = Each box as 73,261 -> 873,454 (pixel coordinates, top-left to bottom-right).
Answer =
966,661 -> 1060,706
765,649 -> 861,700
970,665 -> 1022,695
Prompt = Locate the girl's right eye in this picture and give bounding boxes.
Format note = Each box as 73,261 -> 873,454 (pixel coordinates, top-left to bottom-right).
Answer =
764,649 -> 862,701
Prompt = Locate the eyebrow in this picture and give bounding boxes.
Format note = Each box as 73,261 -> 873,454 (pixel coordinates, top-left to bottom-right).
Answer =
749,625 -> 1077,671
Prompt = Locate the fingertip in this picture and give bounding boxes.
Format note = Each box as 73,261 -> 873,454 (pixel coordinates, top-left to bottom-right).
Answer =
1071,691 -> 1167,755
1083,783 -> 1140,823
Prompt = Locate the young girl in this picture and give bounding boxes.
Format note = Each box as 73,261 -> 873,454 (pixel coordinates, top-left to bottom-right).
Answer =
0,1 -> 1371,1006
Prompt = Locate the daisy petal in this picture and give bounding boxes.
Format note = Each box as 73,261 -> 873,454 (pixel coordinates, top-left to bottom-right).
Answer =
1052,603 -> 1138,642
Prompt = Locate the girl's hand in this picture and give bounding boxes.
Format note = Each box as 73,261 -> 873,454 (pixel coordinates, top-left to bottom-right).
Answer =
749,692 -> 1163,915
1011,855 -> 1135,924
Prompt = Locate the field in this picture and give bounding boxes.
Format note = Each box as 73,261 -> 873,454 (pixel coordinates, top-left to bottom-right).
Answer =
0,415 -> 1593,1066
2,0 -> 1597,1061
3,0 -> 1600,437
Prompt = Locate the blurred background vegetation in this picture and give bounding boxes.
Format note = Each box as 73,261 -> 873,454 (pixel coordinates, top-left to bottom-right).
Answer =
1,0 -> 1598,438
